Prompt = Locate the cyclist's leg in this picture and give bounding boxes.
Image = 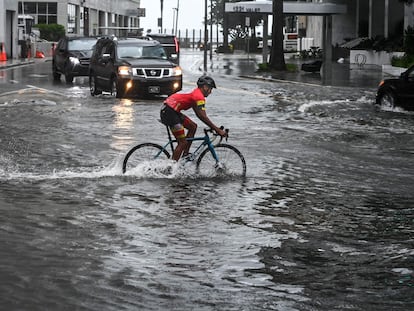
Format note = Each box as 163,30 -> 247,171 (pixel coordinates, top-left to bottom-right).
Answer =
182,116 -> 197,156
170,124 -> 187,161
161,106 -> 187,161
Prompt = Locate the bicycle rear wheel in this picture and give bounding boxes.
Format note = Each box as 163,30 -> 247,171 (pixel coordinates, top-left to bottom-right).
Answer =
122,143 -> 170,173
196,144 -> 246,177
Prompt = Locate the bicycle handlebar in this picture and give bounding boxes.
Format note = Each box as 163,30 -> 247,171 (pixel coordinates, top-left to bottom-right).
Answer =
204,126 -> 229,144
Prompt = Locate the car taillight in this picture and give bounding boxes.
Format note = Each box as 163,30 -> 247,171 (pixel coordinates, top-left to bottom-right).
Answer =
378,80 -> 385,87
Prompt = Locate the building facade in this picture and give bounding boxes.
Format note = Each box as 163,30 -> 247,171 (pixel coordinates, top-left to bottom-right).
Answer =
0,0 -> 143,59
306,0 -> 414,48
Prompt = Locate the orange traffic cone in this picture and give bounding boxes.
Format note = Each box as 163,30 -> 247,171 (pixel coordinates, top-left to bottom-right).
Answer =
35,50 -> 45,58
0,43 -> 7,62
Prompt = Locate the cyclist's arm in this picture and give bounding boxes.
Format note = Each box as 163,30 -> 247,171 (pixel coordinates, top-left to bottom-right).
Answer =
193,108 -> 227,137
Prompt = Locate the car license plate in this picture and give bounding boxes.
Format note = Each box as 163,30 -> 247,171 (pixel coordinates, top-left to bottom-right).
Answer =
148,86 -> 160,93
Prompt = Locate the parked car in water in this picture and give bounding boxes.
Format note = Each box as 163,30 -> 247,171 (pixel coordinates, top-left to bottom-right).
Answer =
89,37 -> 182,98
376,65 -> 414,111
146,33 -> 180,64
52,36 -> 97,83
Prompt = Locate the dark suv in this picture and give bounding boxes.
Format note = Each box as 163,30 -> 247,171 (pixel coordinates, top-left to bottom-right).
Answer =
53,36 -> 97,83
146,33 -> 180,64
89,37 -> 182,98
376,64 -> 414,111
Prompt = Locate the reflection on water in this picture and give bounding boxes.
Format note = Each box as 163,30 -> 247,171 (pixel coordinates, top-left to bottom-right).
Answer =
111,100 -> 136,151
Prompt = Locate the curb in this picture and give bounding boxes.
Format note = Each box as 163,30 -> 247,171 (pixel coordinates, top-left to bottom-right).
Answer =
0,60 -> 35,70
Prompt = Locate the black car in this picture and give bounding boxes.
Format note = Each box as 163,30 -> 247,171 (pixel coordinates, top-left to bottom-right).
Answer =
89,37 -> 182,98
53,36 -> 97,83
376,64 -> 414,110
146,33 -> 180,64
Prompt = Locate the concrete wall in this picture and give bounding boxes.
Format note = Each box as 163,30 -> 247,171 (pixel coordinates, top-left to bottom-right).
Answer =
405,3 -> 414,29
306,0 -> 412,51
306,0 -> 357,48
0,0 -> 19,59
332,0 -> 357,43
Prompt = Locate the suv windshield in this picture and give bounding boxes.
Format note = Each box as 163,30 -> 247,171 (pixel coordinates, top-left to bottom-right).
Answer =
117,45 -> 167,59
68,39 -> 96,51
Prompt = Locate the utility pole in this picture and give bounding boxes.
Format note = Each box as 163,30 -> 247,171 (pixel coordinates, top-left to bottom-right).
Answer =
210,0 -> 213,61
159,0 -> 164,33
175,0 -> 180,36
203,0 -> 208,72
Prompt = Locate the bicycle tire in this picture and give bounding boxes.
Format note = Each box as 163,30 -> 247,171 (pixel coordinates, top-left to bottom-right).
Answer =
196,143 -> 246,177
122,143 -> 170,173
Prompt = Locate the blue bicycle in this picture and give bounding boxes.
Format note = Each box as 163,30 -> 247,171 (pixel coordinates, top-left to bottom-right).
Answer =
122,126 -> 246,177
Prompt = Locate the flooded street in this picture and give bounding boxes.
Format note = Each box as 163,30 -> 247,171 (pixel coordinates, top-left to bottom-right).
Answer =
0,52 -> 413,310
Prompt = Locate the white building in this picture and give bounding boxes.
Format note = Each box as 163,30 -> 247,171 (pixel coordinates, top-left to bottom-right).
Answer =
0,0 -> 144,59
306,0 -> 414,48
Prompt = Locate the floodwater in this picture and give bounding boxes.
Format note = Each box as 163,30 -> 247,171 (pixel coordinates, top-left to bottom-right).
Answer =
0,61 -> 413,310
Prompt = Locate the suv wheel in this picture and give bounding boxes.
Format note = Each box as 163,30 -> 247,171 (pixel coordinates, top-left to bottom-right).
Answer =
52,63 -> 61,81
379,91 -> 396,109
65,73 -> 74,84
89,74 -> 102,96
111,79 -> 125,98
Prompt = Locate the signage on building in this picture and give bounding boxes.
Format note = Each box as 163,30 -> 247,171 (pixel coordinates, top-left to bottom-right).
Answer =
137,8 -> 146,17
225,2 -> 269,13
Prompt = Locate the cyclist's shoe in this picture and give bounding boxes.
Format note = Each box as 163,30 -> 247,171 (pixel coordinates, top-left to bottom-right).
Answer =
215,162 -> 226,173
182,153 -> 194,162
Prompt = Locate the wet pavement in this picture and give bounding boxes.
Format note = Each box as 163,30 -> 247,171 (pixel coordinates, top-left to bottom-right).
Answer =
1,50 -> 413,311
1,49 -> 386,88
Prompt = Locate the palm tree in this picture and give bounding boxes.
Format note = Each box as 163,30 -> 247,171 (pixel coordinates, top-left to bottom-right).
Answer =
268,0 -> 286,70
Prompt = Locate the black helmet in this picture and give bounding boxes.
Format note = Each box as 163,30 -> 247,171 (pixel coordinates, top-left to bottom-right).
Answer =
197,75 -> 217,88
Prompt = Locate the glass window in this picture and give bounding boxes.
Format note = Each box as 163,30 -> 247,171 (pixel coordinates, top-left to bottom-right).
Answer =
117,45 -> 167,59
48,3 -> 57,15
38,3 -> 47,14
48,15 -> 57,24
19,2 -> 59,25
38,15 -> 47,24
67,3 -> 77,33
24,3 -> 37,14
68,39 -> 97,51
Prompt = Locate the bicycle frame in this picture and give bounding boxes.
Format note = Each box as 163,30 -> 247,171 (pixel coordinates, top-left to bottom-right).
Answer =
161,126 -> 219,162
122,126 -> 246,176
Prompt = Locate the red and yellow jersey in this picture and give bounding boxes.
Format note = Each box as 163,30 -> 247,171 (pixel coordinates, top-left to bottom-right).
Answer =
164,88 -> 205,112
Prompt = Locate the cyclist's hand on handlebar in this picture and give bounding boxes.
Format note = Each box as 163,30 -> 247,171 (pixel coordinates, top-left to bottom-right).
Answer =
216,127 -> 228,138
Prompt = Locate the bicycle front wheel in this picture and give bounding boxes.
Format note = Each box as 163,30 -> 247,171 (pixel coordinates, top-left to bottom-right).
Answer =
196,144 -> 246,177
122,143 -> 170,173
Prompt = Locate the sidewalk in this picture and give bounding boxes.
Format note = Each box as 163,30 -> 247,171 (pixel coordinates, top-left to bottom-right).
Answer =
0,58 -> 36,69
206,50 -> 385,88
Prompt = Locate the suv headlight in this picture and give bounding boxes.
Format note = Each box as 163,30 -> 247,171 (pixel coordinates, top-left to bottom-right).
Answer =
69,56 -> 80,65
172,66 -> 182,76
118,66 -> 132,76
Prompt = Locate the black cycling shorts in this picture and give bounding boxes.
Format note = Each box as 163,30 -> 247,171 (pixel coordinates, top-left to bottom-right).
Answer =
160,105 -> 185,127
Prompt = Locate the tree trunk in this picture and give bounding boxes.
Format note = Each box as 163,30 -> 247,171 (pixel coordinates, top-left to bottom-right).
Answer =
269,0 -> 286,71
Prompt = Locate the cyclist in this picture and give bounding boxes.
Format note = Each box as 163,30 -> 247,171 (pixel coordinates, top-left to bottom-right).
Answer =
160,75 -> 227,161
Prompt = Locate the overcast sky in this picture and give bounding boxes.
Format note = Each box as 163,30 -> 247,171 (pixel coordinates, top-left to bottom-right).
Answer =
140,0 -> 206,34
